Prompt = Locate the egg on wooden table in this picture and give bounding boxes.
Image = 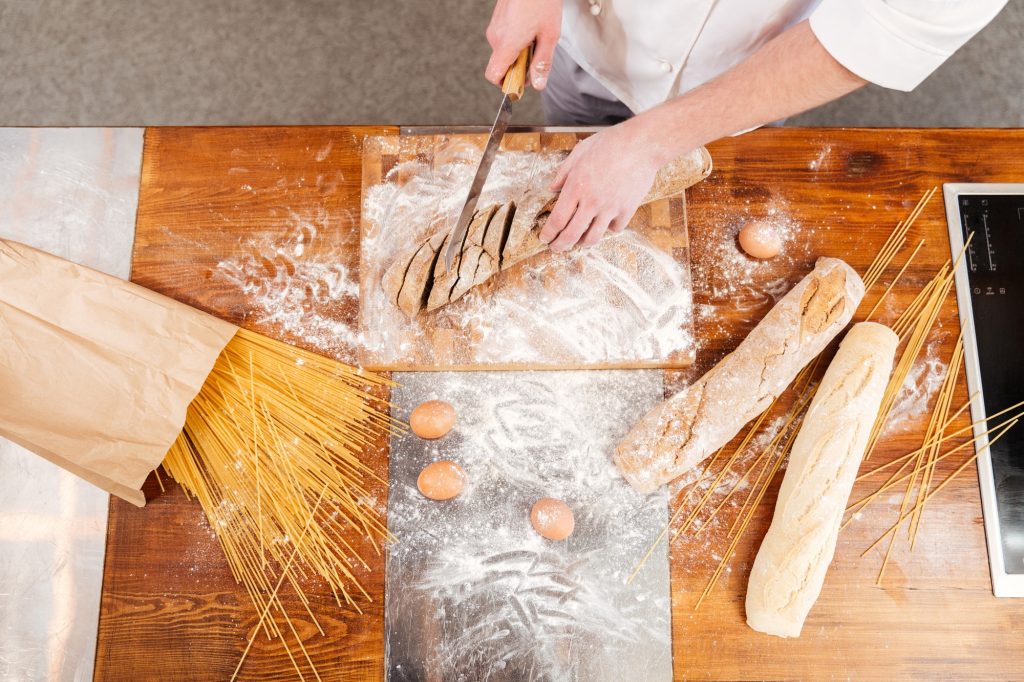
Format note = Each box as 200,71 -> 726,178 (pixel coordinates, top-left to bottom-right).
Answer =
417,460 -> 466,501
409,399 -> 456,440
738,220 -> 782,259
530,498 -> 575,541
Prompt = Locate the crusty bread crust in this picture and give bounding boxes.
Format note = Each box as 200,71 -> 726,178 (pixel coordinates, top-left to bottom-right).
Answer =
745,322 -> 897,638
614,257 -> 865,493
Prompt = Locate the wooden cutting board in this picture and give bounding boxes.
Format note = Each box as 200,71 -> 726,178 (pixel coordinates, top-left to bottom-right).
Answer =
358,132 -> 706,371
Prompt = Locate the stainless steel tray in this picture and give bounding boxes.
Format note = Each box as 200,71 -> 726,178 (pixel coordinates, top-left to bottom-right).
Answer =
385,370 -> 672,681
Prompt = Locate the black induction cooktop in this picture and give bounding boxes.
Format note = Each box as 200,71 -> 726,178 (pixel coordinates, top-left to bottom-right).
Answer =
945,184 -> 1024,597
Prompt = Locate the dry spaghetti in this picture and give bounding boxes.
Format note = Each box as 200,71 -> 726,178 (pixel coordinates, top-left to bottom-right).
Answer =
161,327 -> 400,680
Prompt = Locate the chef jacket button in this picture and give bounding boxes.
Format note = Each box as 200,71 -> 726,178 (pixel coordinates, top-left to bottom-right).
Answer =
657,59 -> 673,74
589,1 -> 601,16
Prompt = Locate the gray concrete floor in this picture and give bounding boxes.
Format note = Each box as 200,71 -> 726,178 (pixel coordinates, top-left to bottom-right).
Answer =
0,0 -> 1021,127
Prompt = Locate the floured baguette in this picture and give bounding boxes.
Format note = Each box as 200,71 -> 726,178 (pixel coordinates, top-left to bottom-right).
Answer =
614,257 -> 865,493
746,322 -> 897,638
380,146 -> 713,318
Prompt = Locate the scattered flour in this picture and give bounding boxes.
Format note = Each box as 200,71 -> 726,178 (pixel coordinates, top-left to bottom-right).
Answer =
809,144 -> 833,172
213,206 -> 365,360
693,198 -> 801,306
883,341 -> 948,435
665,414 -> 791,577
203,138 -> 703,369
690,195 -> 809,359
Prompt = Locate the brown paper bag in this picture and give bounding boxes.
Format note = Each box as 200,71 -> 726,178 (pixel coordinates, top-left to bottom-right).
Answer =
0,239 -> 238,506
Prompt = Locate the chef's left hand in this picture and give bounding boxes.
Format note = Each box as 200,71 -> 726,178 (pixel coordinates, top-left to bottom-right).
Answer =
540,118 -> 664,251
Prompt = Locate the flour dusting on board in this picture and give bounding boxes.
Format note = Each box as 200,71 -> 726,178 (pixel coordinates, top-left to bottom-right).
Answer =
213,206 -> 365,360
362,140 -> 699,367
385,370 -> 672,681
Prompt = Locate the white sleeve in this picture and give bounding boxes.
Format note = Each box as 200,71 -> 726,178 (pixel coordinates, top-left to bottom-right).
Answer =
809,0 -> 1008,91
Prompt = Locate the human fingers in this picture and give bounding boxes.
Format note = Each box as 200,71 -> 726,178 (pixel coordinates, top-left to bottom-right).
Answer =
530,31 -> 558,90
539,190 -> 578,244
549,204 -> 596,251
549,152 -> 574,192
485,42 -> 524,85
579,213 -> 614,247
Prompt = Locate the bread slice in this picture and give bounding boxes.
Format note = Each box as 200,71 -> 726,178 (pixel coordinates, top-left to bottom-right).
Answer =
426,204 -> 498,311
500,194 -> 554,269
395,231 -> 446,318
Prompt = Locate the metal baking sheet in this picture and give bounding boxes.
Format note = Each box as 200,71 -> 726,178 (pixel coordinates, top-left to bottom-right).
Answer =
385,370 -> 672,681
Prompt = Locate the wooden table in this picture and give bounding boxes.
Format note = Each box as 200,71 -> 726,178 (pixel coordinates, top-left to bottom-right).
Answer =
95,127 -> 1024,681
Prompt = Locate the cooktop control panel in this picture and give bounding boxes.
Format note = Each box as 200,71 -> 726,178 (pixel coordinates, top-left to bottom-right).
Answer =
945,183 -> 1024,597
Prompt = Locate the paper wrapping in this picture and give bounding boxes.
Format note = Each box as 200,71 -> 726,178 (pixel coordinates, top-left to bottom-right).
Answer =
0,239 -> 238,506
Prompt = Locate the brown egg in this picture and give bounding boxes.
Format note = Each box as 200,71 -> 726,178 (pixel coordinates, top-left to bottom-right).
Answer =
410,400 -> 456,440
738,221 -> 782,259
417,460 -> 466,501
530,498 -> 575,541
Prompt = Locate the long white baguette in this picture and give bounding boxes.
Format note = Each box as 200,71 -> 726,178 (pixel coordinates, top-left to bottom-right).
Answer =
746,322 -> 898,638
614,257 -> 864,493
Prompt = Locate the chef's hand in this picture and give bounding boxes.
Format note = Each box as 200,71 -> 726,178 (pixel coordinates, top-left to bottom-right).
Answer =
540,119 -> 665,251
485,0 -> 561,90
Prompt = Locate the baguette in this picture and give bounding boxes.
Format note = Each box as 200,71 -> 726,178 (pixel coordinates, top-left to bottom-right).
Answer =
614,257 -> 865,493
380,146 -> 714,318
746,322 -> 898,637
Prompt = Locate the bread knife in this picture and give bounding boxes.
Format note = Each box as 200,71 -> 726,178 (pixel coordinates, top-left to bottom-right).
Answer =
445,45 -> 532,272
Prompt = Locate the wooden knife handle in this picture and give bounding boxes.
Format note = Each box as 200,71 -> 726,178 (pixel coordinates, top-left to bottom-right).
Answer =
502,45 -> 533,101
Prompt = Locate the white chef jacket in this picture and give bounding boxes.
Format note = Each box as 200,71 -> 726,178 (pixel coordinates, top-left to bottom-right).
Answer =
559,0 -> 1008,114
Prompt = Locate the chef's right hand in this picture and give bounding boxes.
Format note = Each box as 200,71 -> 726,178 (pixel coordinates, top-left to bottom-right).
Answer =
485,0 -> 561,90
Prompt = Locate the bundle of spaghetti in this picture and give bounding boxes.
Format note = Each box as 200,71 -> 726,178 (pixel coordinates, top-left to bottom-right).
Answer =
694,387 -> 814,610
861,235 -> 971,462
860,418 -> 1018,560
860,186 -> 935,291
846,350 -> 1023,583
908,331 -> 965,545
848,393 -> 1024,517
161,327 -> 400,680
844,223 -> 1024,583
864,240 -> 924,321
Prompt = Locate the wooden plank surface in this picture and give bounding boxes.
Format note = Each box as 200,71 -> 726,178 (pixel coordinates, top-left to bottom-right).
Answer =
129,126 -> 394,364
358,132 -> 701,370
671,128 -> 1024,681
96,127 -> 1024,681
97,127 -> 395,682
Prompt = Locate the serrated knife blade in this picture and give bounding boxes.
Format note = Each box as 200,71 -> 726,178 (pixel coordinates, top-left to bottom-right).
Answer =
444,94 -> 514,272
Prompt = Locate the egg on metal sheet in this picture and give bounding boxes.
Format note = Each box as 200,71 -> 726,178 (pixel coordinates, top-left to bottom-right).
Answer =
530,498 -> 575,540
410,399 -> 456,440
417,460 -> 466,501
